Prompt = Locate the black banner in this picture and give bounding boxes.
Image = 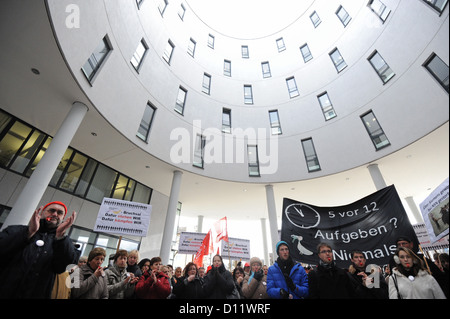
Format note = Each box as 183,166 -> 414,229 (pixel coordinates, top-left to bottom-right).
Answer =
281,185 -> 419,268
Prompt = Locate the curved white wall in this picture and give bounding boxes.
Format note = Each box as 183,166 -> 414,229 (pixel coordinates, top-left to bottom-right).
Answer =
46,0 -> 449,183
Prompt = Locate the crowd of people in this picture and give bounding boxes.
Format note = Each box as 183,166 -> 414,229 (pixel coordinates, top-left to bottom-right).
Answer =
0,201 -> 448,299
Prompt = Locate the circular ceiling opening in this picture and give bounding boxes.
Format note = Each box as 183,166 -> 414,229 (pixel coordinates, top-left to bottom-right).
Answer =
186,0 -> 315,40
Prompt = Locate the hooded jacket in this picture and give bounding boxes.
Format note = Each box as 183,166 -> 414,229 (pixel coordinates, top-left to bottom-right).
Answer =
266,260 -> 309,299
0,220 -> 80,298
389,268 -> 446,299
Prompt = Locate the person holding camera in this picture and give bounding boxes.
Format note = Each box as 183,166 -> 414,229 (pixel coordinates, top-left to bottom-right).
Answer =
242,256 -> 268,299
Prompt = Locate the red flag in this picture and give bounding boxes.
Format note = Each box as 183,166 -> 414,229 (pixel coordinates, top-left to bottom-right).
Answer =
193,230 -> 211,268
210,217 -> 228,254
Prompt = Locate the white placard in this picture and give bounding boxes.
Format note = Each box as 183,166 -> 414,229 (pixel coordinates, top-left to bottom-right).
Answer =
178,232 -> 207,254
94,198 -> 151,237
221,237 -> 251,261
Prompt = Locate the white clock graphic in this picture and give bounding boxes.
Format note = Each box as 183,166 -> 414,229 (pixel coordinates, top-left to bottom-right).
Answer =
285,203 -> 320,229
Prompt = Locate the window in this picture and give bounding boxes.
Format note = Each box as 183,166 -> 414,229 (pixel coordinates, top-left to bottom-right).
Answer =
301,138 -> 321,172
56,151 -> 89,193
244,85 -> 253,104
329,48 -> 347,73
137,102 -> 156,142
178,3 -> 186,20
423,53 -> 449,93
318,92 -> 337,121
85,164 -> 118,203
224,60 -> 232,77
310,11 -> 321,28
422,0 -> 449,14
0,109 -> 153,205
242,45 -> 249,59
368,0 -> 391,22
269,110 -> 282,135
131,39 -> 148,71
82,36 -> 112,82
277,38 -> 286,52
336,5 -> 351,26
222,108 -> 231,133
202,73 -> 211,95
69,225 -> 140,267
286,77 -> 299,98
163,40 -> 175,64
361,111 -> 390,150
368,51 -> 395,84
188,38 -> 196,57
208,34 -> 215,49
193,134 -> 205,168
0,204 -> 12,229
262,62 -> 272,78
175,86 -> 187,115
158,0 -> 169,16
300,44 -> 313,63
247,145 -> 260,177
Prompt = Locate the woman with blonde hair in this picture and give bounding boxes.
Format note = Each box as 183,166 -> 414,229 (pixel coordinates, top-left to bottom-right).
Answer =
389,247 -> 446,299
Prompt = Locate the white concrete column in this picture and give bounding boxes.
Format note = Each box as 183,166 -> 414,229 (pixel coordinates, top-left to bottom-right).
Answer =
265,185 -> 279,262
197,215 -> 204,233
160,170 -> 183,264
260,218 -> 269,266
367,163 -> 387,190
2,101 -> 88,229
405,196 -> 424,224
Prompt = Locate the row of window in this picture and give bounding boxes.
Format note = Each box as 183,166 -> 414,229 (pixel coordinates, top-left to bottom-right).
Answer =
144,0 -> 447,58
0,109 -> 153,205
191,109 -> 391,176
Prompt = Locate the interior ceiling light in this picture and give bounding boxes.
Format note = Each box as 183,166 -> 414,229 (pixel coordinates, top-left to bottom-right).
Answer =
31,68 -> 40,75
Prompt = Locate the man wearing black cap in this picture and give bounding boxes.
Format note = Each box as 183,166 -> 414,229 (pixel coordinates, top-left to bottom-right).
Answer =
266,241 -> 309,299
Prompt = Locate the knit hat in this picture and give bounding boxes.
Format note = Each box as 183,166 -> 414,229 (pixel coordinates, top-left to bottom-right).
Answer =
276,241 -> 289,256
43,201 -> 68,218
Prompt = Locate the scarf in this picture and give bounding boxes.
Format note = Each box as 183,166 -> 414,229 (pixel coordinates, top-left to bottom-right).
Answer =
319,259 -> 336,270
277,256 -> 295,276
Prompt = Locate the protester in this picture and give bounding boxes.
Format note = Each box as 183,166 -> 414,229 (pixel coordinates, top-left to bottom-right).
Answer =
172,262 -> 205,299
127,249 -> 142,277
232,266 -> 245,299
242,256 -> 268,299
307,242 -> 355,299
390,236 -> 448,297
135,256 -> 171,299
266,241 -> 308,299
0,201 -> 79,299
105,250 -> 138,299
389,247 -> 446,299
71,247 -> 108,299
203,254 -> 235,299
347,250 -> 388,299
198,266 -> 206,278
137,258 -> 151,275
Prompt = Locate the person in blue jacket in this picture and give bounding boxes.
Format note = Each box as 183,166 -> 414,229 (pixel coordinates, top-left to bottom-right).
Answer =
267,241 -> 309,299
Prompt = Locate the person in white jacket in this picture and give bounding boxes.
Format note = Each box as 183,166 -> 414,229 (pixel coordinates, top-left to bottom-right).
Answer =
389,247 -> 446,299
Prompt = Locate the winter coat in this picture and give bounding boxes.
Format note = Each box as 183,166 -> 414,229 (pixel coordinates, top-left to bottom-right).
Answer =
202,265 -> 235,299
347,264 -> 388,299
71,264 -> 108,299
389,268 -> 446,299
242,272 -> 269,299
266,262 -> 308,299
135,270 -> 171,299
0,221 -> 80,299
307,262 -> 355,299
172,275 -> 205,299
105,264 -> 136,299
